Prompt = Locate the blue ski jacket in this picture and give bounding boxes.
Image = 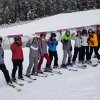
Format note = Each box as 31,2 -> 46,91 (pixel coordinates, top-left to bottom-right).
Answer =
47,37 -> 58,51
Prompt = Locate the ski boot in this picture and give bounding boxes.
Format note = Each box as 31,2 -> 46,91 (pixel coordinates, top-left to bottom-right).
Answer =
44,67 -> 52,72
18,76 -> 24,80
61,64 -> 67,68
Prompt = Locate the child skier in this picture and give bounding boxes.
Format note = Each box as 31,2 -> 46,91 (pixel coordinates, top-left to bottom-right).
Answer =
72,31 -> 82,64
61,30 -> 72,68
10,36 -> 24,81
37,33 -> 51,73
25,37 -> 40,77
88,29 -> 100,63
0,37 -> 12,84
47,33 -> 58,68
81,29 -> 89,64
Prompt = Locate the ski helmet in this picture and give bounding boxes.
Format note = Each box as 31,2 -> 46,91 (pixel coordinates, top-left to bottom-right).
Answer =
88,29 -> 93,34
51,33 -> 56,37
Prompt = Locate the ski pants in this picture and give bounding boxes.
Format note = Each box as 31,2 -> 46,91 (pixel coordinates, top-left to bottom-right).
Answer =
37,53 -> 51,70
49,50 -> 58,66
12,59 -> 23,78
89,47 -> 100,60
72,47 -> 82,62
62,49 -> 72,64
26,57 -> 38,75
67,46 -> 73,64
0,63 -> 11,83
81,46 -> 89,61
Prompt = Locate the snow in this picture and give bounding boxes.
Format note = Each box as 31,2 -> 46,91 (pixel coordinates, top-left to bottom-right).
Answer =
0,42 -> 100,100
0,9 -> 100,37
0,9 -> 100,100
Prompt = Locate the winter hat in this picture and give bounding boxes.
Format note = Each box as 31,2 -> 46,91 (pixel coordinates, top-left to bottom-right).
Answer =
14,36 -> 21,42
88,29 -> 93,34
51,33 -> 56,37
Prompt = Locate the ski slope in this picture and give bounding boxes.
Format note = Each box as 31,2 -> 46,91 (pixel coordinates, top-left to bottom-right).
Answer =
0,9 -> 100,37
0,9 -> 100,100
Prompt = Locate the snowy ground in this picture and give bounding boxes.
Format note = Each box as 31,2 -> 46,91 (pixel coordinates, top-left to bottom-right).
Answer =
0,42 -> 100,100
0,9 -> 100,100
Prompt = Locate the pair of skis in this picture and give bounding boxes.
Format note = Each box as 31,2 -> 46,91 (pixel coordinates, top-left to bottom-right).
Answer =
8,83 -> 21,92
8,79 -> 25,92
43,67 -> 62,75
57,65 -> 78,71
8,75 -> 37,92
73,64 -> 87,69
73,62 -> 99,69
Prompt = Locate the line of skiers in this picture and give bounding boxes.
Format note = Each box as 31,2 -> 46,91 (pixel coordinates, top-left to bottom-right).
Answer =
0,25 -> 100,85
61,25 -> 100,68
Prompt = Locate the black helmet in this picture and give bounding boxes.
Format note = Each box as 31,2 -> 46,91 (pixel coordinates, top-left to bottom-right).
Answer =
51,33 -> 56,37
82,29 -> 87,35
0,37 -> 2,41
14,36 -> 21,42
88,29 -> 93,33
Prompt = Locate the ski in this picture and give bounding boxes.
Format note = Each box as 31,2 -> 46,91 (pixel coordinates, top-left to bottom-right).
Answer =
45,70 -> 62,74
66,67 -> 78,71
24,75 -> 37,80
8,83 -> 21,92
32,74 -> 48,77
12,81 -> 24,86
52,70 -> 62,74
43,72 -> 54,76
18,78 -> 32,83
52,65 -> 62,69
58,65 -> 78,71
73,64 -> 87,69
35,73 -> 48,77
86,63 -> 98,67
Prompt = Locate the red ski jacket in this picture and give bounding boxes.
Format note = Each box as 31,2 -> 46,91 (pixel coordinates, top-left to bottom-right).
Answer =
10,42 -> 23,60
